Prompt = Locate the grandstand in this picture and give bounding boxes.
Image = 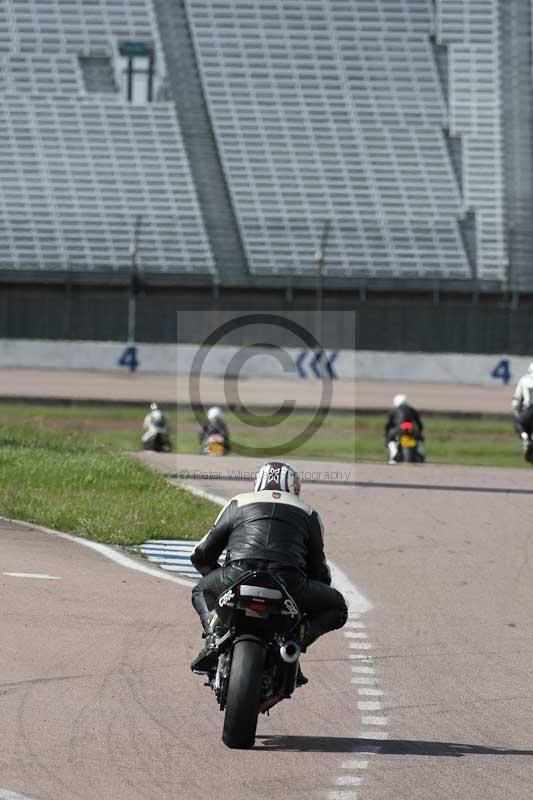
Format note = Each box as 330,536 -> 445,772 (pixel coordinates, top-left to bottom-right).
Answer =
0,0 -> 530,351
0,0 -> 215,276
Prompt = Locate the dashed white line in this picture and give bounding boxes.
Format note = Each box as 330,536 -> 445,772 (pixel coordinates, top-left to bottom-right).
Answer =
341,761 -> 368,770
344,631 -> 367,639
358,687 -> 383,696
2,572 -> 61,580
361,715 -> 388,726
336,776 -> 364,786
360,730 -> 389,740
357,701 -> 383,712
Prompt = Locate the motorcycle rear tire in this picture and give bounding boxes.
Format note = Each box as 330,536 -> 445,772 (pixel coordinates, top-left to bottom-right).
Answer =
222,639 -> 265,749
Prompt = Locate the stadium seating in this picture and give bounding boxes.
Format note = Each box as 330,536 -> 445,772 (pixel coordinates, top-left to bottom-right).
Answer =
0,0 -> 506,281
0,0 -> 215,274
437,0 -> 505,281
186,0 -> 473,277
0,0 -> 163,55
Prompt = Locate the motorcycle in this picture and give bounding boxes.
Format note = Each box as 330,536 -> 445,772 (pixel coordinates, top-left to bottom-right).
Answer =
394,420 -> 424,463
193,569 -> 304,749
142,422 -> 172,453
201,432 -> 228,456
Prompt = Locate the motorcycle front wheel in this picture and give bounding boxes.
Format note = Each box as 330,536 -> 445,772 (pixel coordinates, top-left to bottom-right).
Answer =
222,639 -> 266,749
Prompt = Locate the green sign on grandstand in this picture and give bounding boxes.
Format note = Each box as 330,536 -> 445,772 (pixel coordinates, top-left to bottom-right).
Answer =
119,41 -> 152,57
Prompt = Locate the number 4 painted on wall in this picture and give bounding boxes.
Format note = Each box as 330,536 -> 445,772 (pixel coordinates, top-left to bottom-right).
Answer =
118,346 -> 139,373
491,359 -> 511,385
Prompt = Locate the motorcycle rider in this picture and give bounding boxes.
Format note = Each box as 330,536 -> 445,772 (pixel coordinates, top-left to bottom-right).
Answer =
512,362 -> 533,460
385,393 -> 425,464
189,461 -> 348,674
199,406 -> 230,452
142,402 -> 171,451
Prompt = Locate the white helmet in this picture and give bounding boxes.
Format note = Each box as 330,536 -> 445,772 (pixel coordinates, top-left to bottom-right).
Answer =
150,402 -> 159,411
393,394 -> 408,408
528,362 -> 533,376
207,406 -> 222,422
254,462 -> 301,496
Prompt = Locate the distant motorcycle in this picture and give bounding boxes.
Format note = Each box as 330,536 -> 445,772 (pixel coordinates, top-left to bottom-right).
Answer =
142,428 -> 171,452
142,403 -> 172,452
201,433 -> 228,456
193,569 -> 304,749
393,420 -> 424,463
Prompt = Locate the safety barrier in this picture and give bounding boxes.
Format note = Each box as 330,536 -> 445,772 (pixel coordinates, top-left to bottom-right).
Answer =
0,340 -> 529,386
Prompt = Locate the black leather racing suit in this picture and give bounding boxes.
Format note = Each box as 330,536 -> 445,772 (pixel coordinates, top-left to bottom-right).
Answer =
191,489 -> 348,648
385,403 -> 424,442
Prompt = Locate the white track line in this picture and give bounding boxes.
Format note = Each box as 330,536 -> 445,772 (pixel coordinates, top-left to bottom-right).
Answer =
2,573 -> 61,580
0,517 -> 195,588
0,789 -> 40,800
175,480 -> 228,506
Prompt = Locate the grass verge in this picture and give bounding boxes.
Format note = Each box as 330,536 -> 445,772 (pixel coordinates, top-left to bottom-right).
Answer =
0,424 -> 219,545
0,403 -> 356,462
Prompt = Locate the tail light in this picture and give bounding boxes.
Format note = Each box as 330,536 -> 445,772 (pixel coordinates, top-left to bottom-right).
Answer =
399,421 -> 414,431
248,601 -> 267,613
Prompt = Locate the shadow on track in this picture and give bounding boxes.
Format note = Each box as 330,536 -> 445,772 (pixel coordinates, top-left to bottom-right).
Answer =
255,736 -> 533,757
170,473 -> 533,494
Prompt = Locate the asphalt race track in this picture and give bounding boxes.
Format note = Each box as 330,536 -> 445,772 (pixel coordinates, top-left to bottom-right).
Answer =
0,367 -> 512,414
3,452 -> 533,799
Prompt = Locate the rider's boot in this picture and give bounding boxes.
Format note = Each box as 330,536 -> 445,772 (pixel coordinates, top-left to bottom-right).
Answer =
293,619 -> 313,687
520,432 -> 533,462
387,440 -> 398,464
191,610 -> 228,673
296,665 -> 308,687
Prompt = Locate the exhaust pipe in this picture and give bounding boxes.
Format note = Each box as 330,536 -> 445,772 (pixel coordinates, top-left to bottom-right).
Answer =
280,640 -> 301,664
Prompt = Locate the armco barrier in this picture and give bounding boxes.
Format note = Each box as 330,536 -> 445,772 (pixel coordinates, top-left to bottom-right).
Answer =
0,340 -> 529,386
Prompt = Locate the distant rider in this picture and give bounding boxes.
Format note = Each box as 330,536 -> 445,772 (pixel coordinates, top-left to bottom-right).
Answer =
142,402 -> 171,451
511,362 -> 533,460
189,461 -> 348,674
199,406 -> 230,452
385,393 -> 425,464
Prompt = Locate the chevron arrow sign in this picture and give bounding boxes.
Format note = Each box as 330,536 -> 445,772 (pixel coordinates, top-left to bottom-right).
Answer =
295,350 -> 338,379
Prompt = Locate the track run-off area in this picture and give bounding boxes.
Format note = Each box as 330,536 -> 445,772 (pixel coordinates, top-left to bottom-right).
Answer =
2,451 -> 533,799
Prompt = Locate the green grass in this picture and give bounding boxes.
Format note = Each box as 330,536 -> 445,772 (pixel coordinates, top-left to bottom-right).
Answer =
0,423 -> 219,545
354,415 -> 527,468
0,403 -> 527,468
0,403 -> 528,549
0,403 -> 356,461
0,404 -> 528,549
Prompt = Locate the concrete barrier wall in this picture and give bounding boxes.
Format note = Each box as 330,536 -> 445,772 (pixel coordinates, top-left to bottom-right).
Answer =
355,351 -> 525,387
0,340 -> 528,386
